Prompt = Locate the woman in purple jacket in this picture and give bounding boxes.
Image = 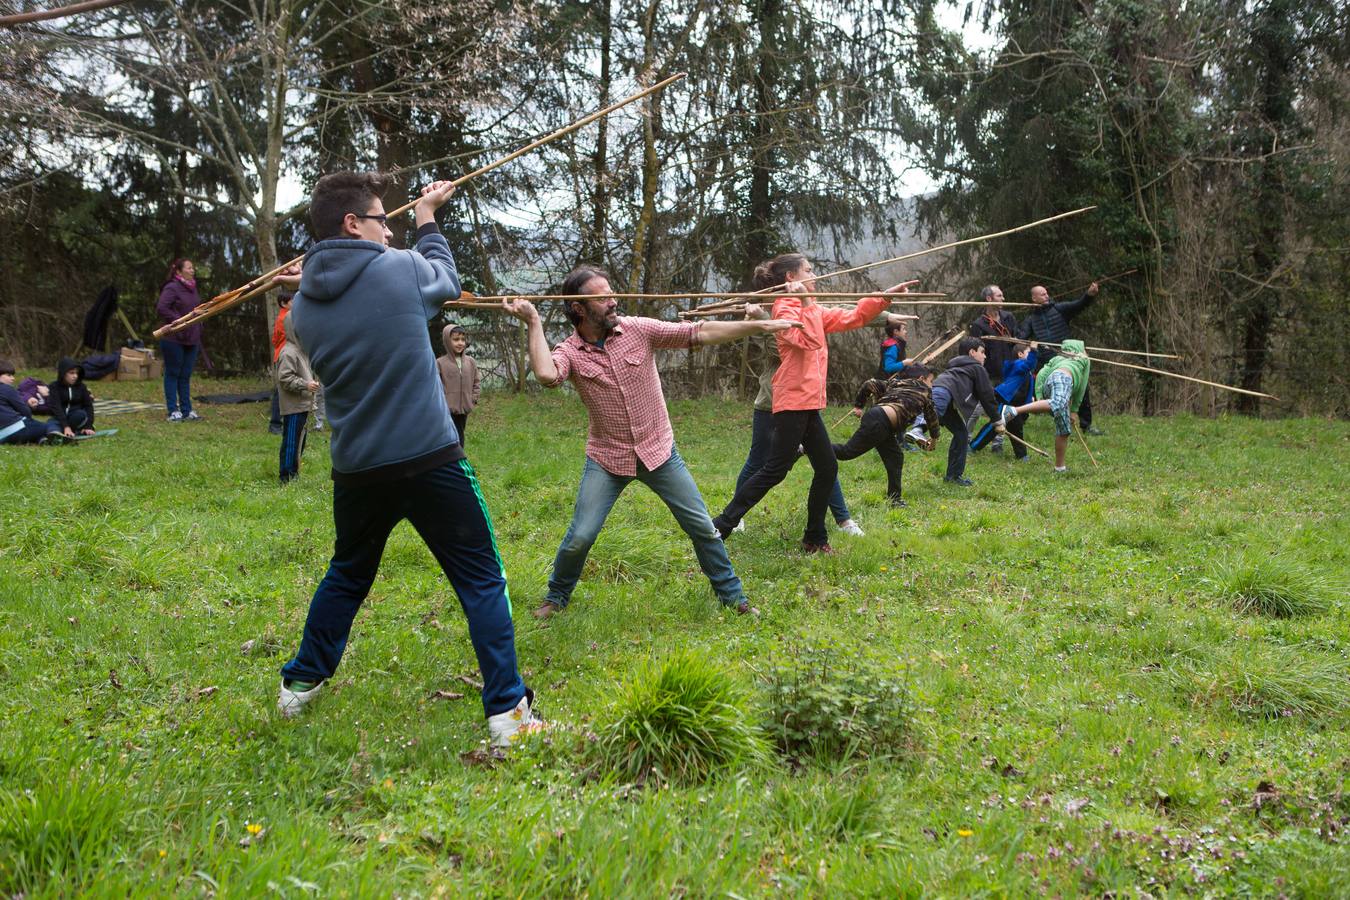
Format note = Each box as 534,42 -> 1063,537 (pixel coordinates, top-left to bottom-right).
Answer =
156,258 -> 205,421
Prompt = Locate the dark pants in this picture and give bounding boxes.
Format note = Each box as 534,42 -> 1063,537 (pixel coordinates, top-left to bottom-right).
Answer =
0,418 -> 60,444
1078,385 -> 1094,429
279,411 -> 308,483
279,459 -> 526,717
737,408 -> 851,524
832,407 -> 906,504
715,409 -> 837,545
66,408 -> 92,431
161,341 -> 199,415
932,386 -> 970,480
269,388 -> 283,431
972,381 -> 1029,459
451,412 -> 468,445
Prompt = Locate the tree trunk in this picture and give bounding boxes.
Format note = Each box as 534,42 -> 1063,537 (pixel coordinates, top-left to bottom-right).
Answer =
627,0 -> 662,314
745,0 -> 781,280
258,2 -> 291,335
583,0 -> 612,263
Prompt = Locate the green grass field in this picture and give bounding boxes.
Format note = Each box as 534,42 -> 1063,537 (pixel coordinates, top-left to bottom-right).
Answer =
2,374 -> 1347,897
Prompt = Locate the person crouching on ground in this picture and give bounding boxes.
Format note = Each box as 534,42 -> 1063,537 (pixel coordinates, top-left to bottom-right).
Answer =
275,311 -> 317,484
929,336 -> 1015,487
275,171 -> 541,748
436,324 -> 479,444
833,364 -> 940,508
0,360 -> 62,445
1006,338 -> 1091,472
712,253 -> 915,553
50,357 -> 96,437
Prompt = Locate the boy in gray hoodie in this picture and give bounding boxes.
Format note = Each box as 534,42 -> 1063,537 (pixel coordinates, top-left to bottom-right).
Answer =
276,172 -> 540,747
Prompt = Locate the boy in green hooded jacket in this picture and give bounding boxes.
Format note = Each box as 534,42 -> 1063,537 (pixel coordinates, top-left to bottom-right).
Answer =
1005,339 -> 1091,472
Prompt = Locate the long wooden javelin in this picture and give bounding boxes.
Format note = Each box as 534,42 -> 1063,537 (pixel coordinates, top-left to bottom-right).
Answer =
457,291 -> 949,303
752,207 -> 1098,296
1052,268 -> 1138,299
1073,423 -> 1100,468
1004,431 -> 1049,458
981,334 -> 1181,360
1057,351 -> 1278,400
155,74 -> 689,338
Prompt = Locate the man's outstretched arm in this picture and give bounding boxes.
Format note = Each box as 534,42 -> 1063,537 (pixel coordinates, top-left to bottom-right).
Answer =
696,318 -> 798,346
502,299 -> 562,386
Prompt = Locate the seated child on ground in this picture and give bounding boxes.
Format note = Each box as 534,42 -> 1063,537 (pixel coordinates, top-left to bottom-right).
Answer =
833,365 -> 940,507
51,357 -> 96,437
0,360 -> 62,445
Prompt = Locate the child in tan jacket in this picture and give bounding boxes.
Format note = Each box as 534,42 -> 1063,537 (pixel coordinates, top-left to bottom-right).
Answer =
436,324 -> 479,444
276,312 -> 319,482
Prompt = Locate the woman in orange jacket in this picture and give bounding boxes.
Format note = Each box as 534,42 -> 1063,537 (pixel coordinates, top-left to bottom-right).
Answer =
713,253 -> 915,553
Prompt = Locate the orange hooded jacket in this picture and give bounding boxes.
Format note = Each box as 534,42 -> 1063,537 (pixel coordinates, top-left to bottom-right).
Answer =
769,294 -> 890,412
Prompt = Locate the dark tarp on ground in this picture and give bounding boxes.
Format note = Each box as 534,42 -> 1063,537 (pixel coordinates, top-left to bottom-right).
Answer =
196,391 -> 271,404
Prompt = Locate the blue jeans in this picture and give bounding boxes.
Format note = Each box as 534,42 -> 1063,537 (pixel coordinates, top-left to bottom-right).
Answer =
279,411 -> 308,482
0,418 -> 60,444
280,459 -> 526,717
547,447 -> 744,609
736,408 -> 851,524
161,341 -> 199,415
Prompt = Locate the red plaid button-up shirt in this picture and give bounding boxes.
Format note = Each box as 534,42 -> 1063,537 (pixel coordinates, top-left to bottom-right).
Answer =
547,316 -> 701,476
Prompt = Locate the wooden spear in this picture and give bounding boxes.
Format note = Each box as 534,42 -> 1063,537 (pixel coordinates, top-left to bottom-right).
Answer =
462,291 -> 949,303
753,207 -> 1097,295
918,329 -> 967,365
980,334 -> 1181,360
908,325 -> 960,363
0,0 -> 130,26
154,73 -> 689,338
1052,268 -> 1138,300
1003,430 -> 1049,458
1074,423 -> 1100,469
1058,350 -> 1278,401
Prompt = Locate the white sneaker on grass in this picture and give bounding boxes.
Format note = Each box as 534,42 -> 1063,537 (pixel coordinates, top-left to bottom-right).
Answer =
487,690 -> 545,748
277,679 -> 323,718
837,519 -> 865,537
732,520 -> 746,534
166,411 -> 183,422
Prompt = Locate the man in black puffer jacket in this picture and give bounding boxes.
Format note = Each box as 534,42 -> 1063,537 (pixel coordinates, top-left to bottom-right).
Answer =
931,337 -> 1014,486
1018,281 -> 1102,432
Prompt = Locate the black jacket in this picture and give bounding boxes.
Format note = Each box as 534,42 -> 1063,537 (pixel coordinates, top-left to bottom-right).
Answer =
1017,291 -> 1096,345
969,310 -> 1019,382
932,354 -> 1001,421
51,357 -> 95,430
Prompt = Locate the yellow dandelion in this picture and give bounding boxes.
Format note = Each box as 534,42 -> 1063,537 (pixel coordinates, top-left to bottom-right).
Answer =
159,849 -> 167,858
246,823 -> 263,835
957,829 -> 973,837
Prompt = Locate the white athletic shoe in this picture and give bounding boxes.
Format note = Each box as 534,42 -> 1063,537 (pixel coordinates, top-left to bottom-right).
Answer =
837,519 -> 865,537
732,520 -> 746,534
487,690 -> 546,748
277,679 -> 323,718
166,411 -> 183,422
1054,466 -> 1068,474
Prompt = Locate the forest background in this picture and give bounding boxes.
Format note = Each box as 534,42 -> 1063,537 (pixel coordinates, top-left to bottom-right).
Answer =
0,0 -> 1346,416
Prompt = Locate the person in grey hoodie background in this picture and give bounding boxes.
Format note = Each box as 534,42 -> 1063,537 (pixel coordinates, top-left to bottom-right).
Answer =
275,171 -> 541,748
930,336 -> 1014,486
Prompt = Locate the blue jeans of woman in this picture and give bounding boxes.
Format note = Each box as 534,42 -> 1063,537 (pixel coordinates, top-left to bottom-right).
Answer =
546,446 -> 744,609
161,341 -> 199,415
736,408 -> 851,524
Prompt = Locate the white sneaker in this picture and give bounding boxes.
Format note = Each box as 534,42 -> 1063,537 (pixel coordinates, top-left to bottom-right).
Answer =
732,520 -> 746,534
487,690 -> 545,748
277,679 -> 323,718
837,519 -> 865,537
166,411 -> 183,422
184,410 -> 203,421
1054,466 -> 1068,474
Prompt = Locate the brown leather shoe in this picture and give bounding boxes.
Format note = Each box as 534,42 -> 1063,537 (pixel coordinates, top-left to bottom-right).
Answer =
531,601 -> 561,620
800,541 -> 835,555
735,601 -> 760,617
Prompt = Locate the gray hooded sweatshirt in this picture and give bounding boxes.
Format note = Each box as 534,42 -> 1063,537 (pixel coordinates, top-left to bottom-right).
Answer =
290,223 -> 462,482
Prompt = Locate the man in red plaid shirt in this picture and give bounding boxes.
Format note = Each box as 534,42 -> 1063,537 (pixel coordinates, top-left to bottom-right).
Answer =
504,265 -> 796,618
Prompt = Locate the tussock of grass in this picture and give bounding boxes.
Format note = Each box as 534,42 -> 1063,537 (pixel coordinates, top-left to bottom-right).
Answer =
589,650 -> 767,785
769,775 -> 888,846
1203,554 -> 1334,618
0,768 -> 127,895
1166,643 -> 1350,720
